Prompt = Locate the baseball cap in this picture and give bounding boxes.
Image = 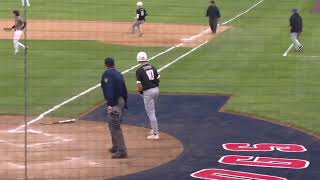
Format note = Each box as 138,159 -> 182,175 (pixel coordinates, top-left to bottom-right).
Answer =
137,52 -> 148,62
292,8 -> 298,13
136,1 -> 143,6
105,57 -> 115,66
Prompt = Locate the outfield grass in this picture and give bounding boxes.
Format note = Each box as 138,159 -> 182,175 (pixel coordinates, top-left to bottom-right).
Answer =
0,0 -> 255,24
1,0 -> 320,135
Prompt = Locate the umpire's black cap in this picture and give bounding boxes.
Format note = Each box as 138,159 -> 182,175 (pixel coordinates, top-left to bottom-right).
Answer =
210,0 -> 215,4
105,57 -> 115,67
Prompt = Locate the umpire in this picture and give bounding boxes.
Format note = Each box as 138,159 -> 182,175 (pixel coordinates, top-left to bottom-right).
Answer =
206,0 -> 221,34
101,57 -> 128,159
290,8 -> 303,51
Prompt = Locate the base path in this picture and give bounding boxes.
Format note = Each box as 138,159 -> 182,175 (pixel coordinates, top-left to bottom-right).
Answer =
0,20 -> 230,48
0,116 -> 183,180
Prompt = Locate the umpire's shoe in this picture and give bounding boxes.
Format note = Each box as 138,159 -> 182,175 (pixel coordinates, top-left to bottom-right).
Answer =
112,152 -> 128,159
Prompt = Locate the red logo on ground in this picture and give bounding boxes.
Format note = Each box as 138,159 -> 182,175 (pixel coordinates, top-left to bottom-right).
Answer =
191,143 -> 309,180
222,143 -> 307,152
191,168 -> 287,180
219,155 -> 309,169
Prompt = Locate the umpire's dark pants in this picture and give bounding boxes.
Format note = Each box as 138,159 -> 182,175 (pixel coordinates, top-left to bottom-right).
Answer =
209,18 -> 218,33
108,97 -> 127,154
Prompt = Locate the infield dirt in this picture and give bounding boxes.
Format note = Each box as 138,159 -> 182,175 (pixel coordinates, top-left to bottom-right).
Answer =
0,116 -> 183,180
0,20 -> 230,48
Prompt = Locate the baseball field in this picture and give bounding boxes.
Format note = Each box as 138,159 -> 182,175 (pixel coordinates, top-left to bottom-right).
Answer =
1,0 -> 320,179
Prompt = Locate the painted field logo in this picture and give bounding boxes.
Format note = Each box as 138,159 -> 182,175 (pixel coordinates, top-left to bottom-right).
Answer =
191,169 -> 288,180
191,143 -> 309,180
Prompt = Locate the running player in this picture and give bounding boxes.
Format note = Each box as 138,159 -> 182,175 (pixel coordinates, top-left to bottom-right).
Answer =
132,1 -> 148,37
3,10 -> 27,55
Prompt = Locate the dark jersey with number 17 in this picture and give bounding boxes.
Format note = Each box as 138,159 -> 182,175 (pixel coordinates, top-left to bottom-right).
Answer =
136,64 -> 160,91
136,8 -> 148,21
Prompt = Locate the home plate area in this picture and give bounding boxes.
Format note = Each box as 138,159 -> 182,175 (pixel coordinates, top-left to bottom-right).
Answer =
82,94 -> 320,180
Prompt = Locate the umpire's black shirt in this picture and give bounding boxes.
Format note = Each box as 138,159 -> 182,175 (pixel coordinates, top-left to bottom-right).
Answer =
290,13 -> 303,33
136,63 -> 159,91
206,5 -> 221,19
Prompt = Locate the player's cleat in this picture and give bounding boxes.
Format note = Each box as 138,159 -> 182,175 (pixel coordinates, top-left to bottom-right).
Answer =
139,33 -> 143,37
298,45 -> 303,52
147,134 -> 160,140
112,152 -> 127,159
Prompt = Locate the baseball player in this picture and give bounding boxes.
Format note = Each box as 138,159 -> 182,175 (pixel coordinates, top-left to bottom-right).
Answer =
135,52 -> 160,140
290,8 -> 303,51
3,10 -> 27,55
22,0 -> 30,7
132,1 -> 148,37
101,57 -> 128,159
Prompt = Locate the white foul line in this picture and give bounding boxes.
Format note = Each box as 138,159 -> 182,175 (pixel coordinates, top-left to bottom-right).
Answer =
10,43 -> 183,132
221,0 -> 264,25
10,0 -> 265,132
181,0 -> 265,42
283,44 -> 294,57
158,41 -> 208,72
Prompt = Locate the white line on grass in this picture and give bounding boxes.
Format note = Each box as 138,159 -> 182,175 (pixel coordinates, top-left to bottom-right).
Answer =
10,0 -> 266,132
181,0 -> 265,42
158,41 -> 208,72
10,43 -> 183,133
221,0 -> 265,25
283,44 -> 294,57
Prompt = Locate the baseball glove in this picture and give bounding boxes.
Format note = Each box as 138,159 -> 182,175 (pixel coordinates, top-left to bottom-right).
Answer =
3,27 -> 12,31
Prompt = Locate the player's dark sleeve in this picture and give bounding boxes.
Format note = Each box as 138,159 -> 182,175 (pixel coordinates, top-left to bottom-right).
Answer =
136,70 -> 144,94
101,71 -> 115,107
106,77 -> 115,107
144,9 -> 148,16
101,72 -> 108,101
153,66 -> 160,86
216,7 -> 221,18
206,7 -> 210,17
136,69 -> 142,83
290,15 -> 294,27
11,25 -> 16,29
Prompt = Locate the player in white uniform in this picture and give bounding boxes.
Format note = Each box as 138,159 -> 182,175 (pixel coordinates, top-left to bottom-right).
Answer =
3,10 -> 27,55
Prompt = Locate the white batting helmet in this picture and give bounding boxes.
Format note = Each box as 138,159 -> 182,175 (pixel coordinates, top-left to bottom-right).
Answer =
136,1 -> 143,6
137,51 -> 148,62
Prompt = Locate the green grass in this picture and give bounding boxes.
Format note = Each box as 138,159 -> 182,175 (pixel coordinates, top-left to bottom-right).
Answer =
0,0 -> 255,24
0,40 -> 189,115
1,0 -> 320,136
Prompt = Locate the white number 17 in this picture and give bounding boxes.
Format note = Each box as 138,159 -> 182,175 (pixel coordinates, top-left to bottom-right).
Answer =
146,70 -> 154,80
